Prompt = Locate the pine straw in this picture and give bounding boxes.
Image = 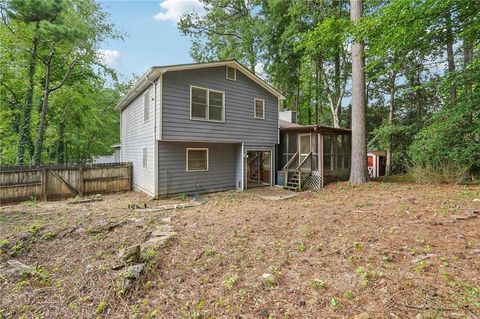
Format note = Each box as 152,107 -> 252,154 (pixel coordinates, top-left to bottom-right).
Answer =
1,183 -> 479,318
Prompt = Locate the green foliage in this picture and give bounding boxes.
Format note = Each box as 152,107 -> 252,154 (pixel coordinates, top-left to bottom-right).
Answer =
310,278 -> 326,291
0,0 -> 123,166
409,100 -> 480,178
222,273 -> 239,290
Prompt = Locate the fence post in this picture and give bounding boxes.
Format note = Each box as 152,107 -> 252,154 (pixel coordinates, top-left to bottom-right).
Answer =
42,168 -> 47,201
128,163 -> 133,191
79,166 -> 84,197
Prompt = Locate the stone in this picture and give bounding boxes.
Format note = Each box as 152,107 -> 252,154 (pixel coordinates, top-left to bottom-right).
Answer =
161,216 -> 172,223
117,263 -> 145,293
118,245 -> 141,263
350,313 -> 369,319
260,273 -> 275,284
0,260 -> 36,278
473,198 -> 480,202
415,314 -> 423,319
144,237 -> 168,247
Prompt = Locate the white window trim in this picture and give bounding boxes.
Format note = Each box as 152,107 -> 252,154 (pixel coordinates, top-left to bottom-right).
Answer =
254,98 -> 265,120
143,90 -> 150,123
142,147 -> 147,169
186,148 -> 209,172
226,66 -> 236,81
190,85 -> 225,123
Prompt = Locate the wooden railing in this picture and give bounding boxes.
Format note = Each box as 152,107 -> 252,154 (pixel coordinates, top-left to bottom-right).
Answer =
283,152 -> 299,171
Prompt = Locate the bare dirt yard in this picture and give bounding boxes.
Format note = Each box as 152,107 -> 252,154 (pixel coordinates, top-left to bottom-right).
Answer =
1,182 -> 479,319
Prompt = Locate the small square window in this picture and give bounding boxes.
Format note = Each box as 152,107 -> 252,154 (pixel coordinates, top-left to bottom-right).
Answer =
226,66 -> 236,81
143,90 -> 150,122
142,147 -> 147,168
186,148 -> 208,171
254,98 -> 265,119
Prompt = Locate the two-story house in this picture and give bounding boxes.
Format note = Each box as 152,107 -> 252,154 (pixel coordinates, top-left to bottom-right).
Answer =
116,60 -> 285,197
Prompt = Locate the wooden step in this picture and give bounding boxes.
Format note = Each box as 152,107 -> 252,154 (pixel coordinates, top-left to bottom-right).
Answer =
284,186 -> 299,191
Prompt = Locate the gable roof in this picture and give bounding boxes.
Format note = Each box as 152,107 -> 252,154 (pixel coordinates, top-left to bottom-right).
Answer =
116,60 -> 286,111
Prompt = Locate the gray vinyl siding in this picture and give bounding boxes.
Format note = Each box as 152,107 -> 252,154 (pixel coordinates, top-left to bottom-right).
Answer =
158,142 -> 237,196
120,83 -> 156,195
161,66 -> 278,144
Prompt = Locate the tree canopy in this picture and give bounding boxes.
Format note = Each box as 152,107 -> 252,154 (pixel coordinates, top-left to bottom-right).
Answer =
180,0 -> 479,178
0,0 -> 124,166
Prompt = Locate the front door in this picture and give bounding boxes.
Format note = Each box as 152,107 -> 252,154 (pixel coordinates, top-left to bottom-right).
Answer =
246,151 -> 271,188
299,134 -> 311,163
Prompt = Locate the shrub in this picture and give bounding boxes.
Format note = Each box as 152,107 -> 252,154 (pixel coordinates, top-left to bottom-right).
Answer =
409,163 -> 470,184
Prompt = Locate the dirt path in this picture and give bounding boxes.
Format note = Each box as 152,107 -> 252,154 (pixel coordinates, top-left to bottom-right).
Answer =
1,182 -> 479,318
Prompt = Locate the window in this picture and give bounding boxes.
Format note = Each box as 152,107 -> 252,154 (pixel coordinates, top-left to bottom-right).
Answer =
143,90 -> 150,122
254,98 -> 265,119
190,86 -> 225,122
142,147 -> 147,168
186,148 -> 208,171
226,66 -> 236,81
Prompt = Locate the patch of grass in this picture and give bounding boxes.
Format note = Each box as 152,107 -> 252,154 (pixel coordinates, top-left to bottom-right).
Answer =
42,231 -> 56,240
355,267 -> 384,286
415,259 -> 431,273
352,200 -> 373,208
343,290 -> 354,299
28,223 -> 43,236
176,193 -> 188,201
95,300 -> 108,315
222,273 -> 239,290
23,198 -> 39,207
10,242 -> 24,256
204,247 -> 216,257
310,278 -> 326,291
351,241 -> 365,250
298,226 -> 310,237
297,242 -> 306,253
330,297 -> 339,307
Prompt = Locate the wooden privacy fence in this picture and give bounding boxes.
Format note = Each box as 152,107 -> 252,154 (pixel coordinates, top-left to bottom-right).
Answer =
0,162 -> 132,203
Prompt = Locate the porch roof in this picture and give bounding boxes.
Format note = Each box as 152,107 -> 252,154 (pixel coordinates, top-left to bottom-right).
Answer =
278,120 -> 351,135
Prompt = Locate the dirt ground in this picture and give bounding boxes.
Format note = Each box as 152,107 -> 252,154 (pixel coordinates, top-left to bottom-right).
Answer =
1,182 -> 479,319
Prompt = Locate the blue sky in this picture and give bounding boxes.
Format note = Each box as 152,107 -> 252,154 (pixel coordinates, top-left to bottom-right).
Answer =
98,0 -> 204,81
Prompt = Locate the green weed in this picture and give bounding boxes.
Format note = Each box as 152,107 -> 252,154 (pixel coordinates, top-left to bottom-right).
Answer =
222,273 -> 239,290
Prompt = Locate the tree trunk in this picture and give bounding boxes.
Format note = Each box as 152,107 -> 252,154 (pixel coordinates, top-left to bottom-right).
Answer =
333,106 -> 341,128
445,12 -> 456,106
56,118 -> 66,164
349,0 -> 368,184
386,70 -> 396,176
16,23 -> 40,165
33,84 -> 51,165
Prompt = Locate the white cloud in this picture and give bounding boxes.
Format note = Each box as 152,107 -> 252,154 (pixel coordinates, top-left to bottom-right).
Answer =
97,49 -> 120,66
153,0 -> 204,23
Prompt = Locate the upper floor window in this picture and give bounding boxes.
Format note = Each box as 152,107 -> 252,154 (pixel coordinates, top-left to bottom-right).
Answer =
226,66 -> 236,81
254,98 -> 265,119
143,90 -> 150,122
191,86 -> 225,122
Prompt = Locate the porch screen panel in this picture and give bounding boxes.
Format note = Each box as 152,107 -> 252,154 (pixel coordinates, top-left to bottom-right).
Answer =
323,135 -> 333,171
287,133 -> 298,164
